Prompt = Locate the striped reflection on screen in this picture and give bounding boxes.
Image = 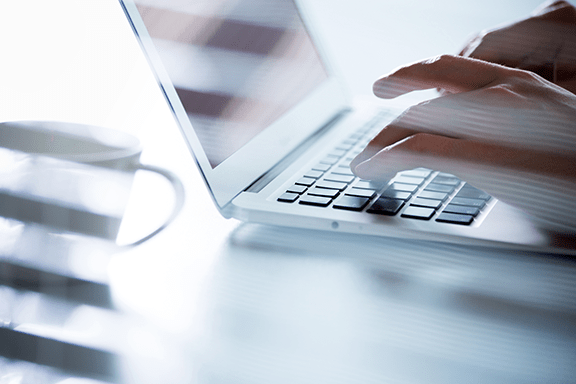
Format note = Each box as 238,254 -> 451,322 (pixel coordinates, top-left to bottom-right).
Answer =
135,0 -> 329,167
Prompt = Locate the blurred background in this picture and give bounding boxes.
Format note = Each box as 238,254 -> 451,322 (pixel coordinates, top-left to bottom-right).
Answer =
1,0 -> 573,383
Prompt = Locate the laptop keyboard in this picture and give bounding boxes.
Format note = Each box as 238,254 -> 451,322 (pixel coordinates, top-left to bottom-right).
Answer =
277,113 -> 492,226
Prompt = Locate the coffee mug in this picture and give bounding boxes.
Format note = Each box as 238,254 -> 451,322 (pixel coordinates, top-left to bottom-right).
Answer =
0,121 -> 184,246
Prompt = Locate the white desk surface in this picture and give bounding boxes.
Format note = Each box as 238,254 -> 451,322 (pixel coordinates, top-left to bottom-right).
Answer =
1,1 -> 575,383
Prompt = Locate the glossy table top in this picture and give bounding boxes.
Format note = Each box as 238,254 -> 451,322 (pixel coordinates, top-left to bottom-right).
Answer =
1,0 -> 574,383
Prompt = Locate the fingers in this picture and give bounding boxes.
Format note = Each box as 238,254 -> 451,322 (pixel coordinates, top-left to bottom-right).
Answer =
349,124 -> 417,171
353,132 -> 576,181
361,70 -> 576,168
460,2 -> 576,73
531,0 -> 576,20
373,55 -> 509,99
353,135 -> 576,229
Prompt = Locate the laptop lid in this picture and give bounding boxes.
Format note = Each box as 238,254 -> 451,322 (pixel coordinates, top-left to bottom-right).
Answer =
120,0 -> 351,210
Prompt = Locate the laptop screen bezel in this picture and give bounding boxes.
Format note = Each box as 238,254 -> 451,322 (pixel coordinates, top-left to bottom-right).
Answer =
119,0 -> 350,210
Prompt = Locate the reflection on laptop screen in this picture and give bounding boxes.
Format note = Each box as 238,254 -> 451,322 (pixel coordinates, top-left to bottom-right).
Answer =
133,0 -> 329,168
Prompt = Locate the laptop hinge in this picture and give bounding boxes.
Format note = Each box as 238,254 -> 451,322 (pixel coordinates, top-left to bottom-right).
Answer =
244,108 -> 351,193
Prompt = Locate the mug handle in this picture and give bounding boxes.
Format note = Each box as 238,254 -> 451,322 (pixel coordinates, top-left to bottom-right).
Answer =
120,162 -> 185,247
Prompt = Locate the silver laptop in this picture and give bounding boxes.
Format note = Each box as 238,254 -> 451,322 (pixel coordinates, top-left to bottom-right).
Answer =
119,0 -> 574,254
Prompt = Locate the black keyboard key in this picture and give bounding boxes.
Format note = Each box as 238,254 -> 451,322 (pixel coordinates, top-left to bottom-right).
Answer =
401,206 -> 435,220
456,186 -> 491,200
350,149 -> 362,156
278,192 -> 299,203
336,143 -> 354,151
299,195 -> 332,207
389,182 -> 419,193
307,187 -> 340,198
338,159 -> 352,168
436,212 -> 474,225
443,204 -> 480,216
450,197 -> 486,208
324,173 -> 355,183
432,176 -> 461,186
393,176 -> 425,186
399,169 -> 432,178
381,182 -> 418,200
424,183 -> 455,193
320,156 -> 339,165
315,180 -> 348,191
380,189 -> 412,200
329,149 -> 347,157
411,197 -> 443,209
333,196 -> 371,211
418,190 -> 448,201
367,197 -> 404,215
296,177 -> 316,187
331,167 -> 355,176
349,132 -> 364,140
287,184 -> 307,194
346,188 -> 376,199
359,123 -> 375,133
355,180 -> 381,190
312,163 -> 331,172
304,170 -> 323,179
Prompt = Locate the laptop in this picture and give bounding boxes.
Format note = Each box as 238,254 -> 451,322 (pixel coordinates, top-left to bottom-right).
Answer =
119,0 -> 575,254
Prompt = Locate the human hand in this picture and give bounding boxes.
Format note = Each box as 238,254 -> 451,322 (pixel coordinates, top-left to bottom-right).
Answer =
350,55 -> 576,229
460,0 -> 576,94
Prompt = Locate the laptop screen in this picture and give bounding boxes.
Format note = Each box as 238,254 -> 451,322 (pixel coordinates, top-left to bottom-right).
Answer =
132,0 -> 329,168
